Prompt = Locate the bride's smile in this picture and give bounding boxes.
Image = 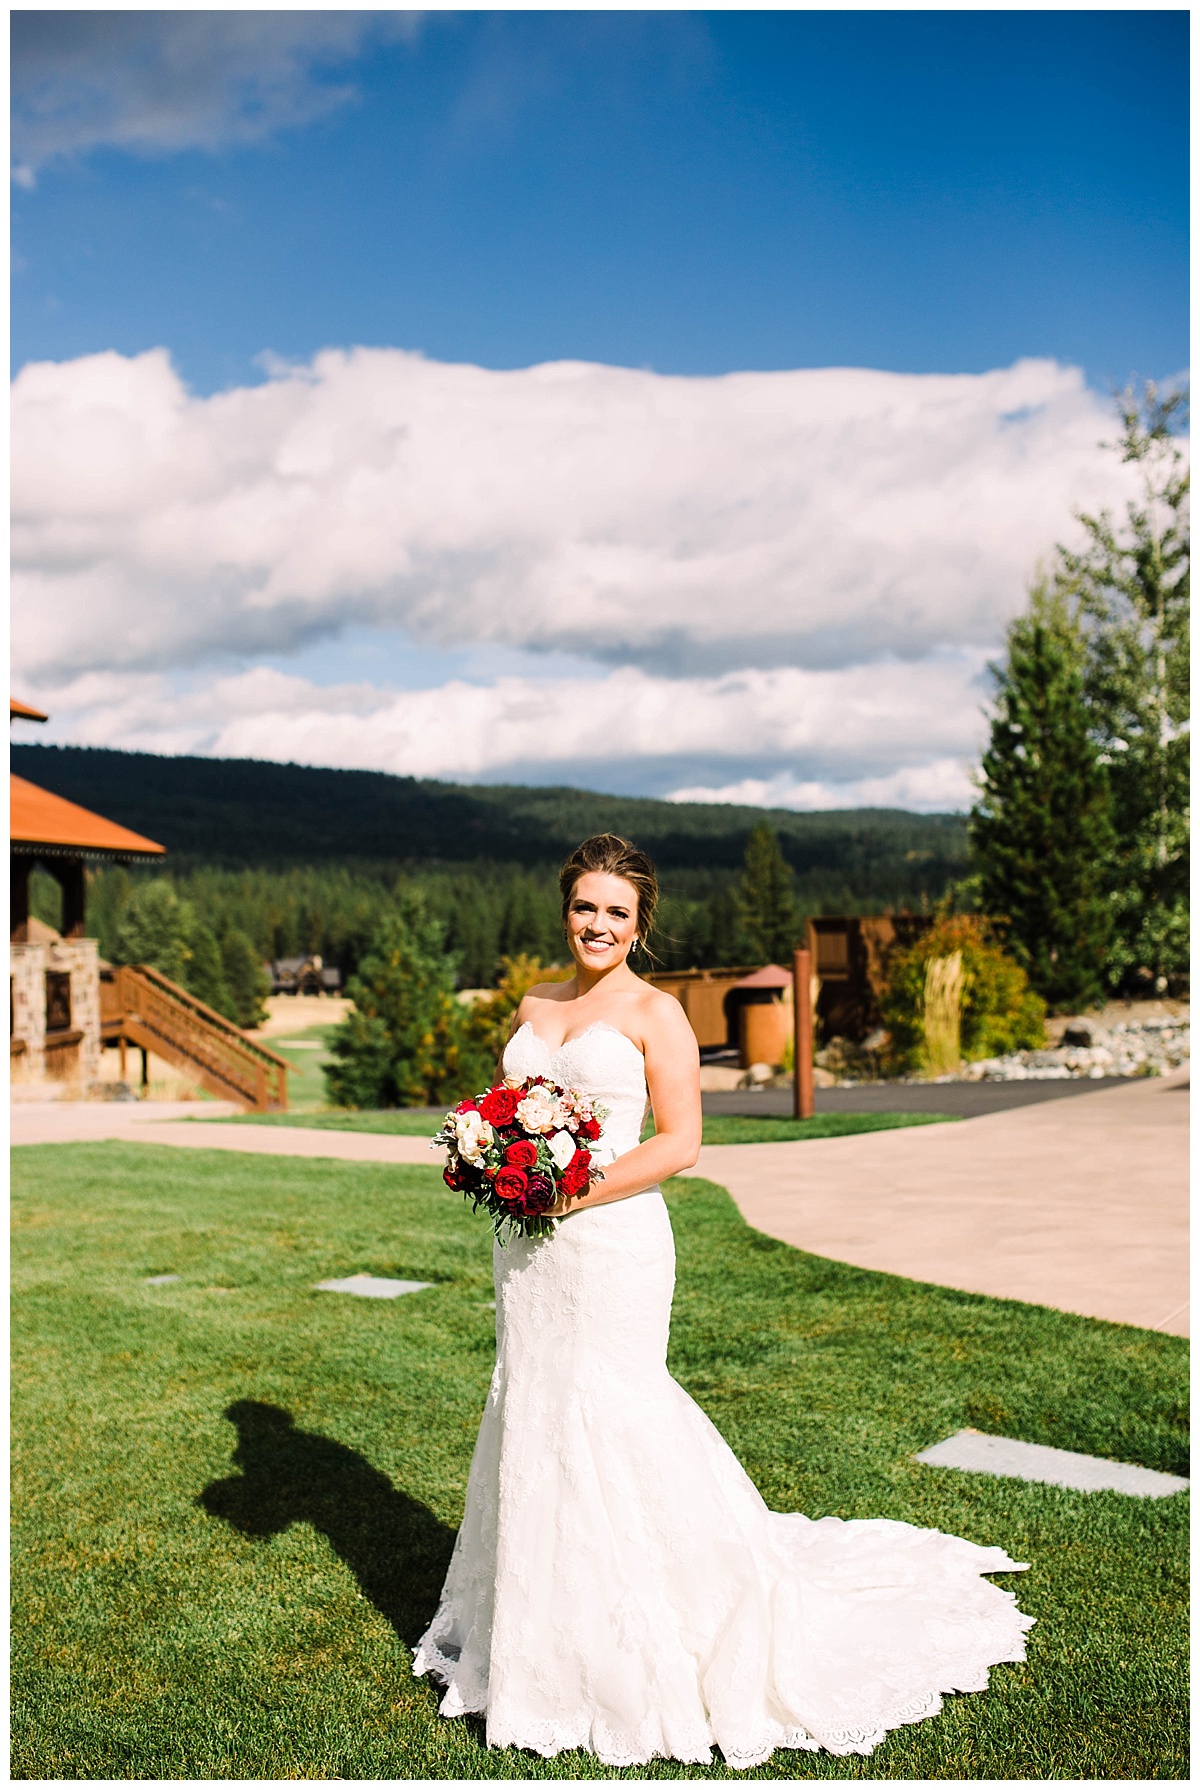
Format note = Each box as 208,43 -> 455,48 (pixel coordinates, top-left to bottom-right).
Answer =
565,873 -> 638,974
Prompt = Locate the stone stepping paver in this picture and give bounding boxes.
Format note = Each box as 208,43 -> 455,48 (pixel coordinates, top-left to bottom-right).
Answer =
916,1427 -> 1189,1498
315,1273 -> 432,1299
144,1273 -> 181,1285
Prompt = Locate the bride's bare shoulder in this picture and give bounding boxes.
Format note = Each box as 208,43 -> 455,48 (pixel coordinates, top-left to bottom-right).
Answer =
632,980 -> 699,1050
528,980 -> 576,1005
514,981 -> 576,1023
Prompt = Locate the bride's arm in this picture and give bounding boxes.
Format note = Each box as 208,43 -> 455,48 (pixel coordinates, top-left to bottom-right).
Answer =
554,996 -> 702,1213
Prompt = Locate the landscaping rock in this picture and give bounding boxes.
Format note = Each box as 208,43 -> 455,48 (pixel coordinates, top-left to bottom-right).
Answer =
959,1016 -> 1190,1083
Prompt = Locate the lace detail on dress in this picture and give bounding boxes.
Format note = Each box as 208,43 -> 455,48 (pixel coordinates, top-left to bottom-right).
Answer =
413,1023 -> 1034,1768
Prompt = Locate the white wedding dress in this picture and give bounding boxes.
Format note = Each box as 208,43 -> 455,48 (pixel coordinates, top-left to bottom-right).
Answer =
413,1021 -> 1033,1767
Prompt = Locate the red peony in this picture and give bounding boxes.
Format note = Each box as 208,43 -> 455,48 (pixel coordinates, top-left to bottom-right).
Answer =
479,1086 -> 521,1126
576,1116 -> 601,1143
504,1139 -> 538,1168
494,1165 -> 529,1204
522,1172 -> 555,1214
443,1164 -> 467,1191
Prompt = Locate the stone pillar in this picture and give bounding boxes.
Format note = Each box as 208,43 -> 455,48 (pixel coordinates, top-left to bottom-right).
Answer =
9,941 -> 48,1088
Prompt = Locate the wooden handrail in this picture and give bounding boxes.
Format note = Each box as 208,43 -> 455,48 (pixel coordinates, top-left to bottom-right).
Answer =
100,964 -> 290,1112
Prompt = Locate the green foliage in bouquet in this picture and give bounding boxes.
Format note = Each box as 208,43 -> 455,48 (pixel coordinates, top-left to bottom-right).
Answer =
324,901 -> 491,1109
880,913 -> 1046,1076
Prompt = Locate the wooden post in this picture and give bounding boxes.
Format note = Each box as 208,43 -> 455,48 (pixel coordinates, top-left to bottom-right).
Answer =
10,855 -> 31,942
56,858 -> 87,939
792,947 -> 814,1120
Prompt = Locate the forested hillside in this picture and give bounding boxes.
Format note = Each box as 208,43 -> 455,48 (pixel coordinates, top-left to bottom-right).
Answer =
14,744 -> 965,877
16,744 -> 968,984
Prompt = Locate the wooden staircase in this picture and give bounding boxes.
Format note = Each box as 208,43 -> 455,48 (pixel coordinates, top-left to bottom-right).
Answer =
100,964 -> 290,1112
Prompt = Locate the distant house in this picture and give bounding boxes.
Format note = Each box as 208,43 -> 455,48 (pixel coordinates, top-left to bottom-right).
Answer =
269,954 -> 342,997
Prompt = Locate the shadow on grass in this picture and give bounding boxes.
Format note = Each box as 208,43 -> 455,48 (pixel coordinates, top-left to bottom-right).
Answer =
198,1400 -> 455,1647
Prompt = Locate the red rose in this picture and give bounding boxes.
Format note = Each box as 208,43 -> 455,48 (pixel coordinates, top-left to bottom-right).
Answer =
494,1165 -> 529,1204
504,1139 -> 538,1168
479,1086 -> 520,1126
559,1149 -> 592,1198
443,1164 -> 467,1191
455,1097 -> 479,1114
576,1117 -> 601,1143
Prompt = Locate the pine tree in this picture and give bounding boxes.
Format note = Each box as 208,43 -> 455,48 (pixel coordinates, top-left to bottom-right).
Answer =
186,923 -> 233,1018
1056,383 -> 1189,993
969,591 -> 1116,1012
325,900 -> 484,1108
114,879 -> 192,984
220,928 -> 270,1030
738,824 -> 799,965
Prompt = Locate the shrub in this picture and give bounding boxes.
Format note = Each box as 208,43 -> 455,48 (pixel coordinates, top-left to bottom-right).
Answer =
880,915 -> 1046,1075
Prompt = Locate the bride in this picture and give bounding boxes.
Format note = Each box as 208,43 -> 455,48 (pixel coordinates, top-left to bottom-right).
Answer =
414,833 -> 1033,1768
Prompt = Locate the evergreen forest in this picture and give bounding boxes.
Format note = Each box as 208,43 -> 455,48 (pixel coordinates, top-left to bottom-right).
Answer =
17,742 -> 967,990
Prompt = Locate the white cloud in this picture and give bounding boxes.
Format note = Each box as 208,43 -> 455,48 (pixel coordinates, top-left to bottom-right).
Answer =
665,762 -> 978,814
19,653 -> 989,812
12,344 -> 1142,696
13,343 -> 1162,809
11,12 -> 417,172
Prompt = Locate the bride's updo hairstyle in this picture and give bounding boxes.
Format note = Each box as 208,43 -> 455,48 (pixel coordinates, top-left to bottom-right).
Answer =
559,834 -> 659,954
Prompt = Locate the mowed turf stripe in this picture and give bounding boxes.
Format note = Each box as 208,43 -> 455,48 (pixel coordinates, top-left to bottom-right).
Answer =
11,1142 -> 1188,1781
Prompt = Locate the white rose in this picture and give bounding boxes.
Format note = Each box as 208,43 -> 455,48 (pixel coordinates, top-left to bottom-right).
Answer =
454,1110 -> 494,1164
516,1088 -> 557,1134
547,1129 -> 577,1172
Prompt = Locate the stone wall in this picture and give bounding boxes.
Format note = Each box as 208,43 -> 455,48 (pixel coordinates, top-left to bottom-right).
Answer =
10,938 -> 102,1098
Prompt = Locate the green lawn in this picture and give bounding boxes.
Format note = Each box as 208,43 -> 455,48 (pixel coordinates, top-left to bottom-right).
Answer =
259,1025 -> 342,1111
219,1108 -> 958,1145
12,1144 -> 1187,1780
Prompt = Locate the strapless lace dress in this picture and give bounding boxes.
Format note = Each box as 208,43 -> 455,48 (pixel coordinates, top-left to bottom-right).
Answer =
413,1021 -> 1033,1768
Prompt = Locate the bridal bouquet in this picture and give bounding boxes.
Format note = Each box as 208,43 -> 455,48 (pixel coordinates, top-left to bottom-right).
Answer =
433,1075 -> 608,1241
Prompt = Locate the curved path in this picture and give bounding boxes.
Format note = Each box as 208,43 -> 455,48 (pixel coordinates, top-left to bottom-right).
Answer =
695,1067 -> 1188,1336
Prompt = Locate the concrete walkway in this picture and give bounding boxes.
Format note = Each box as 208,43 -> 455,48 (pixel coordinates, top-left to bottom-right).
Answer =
695,1067 -> 1189,1336
13,1070 -> 1187,1335
10,1101 -> 439,1162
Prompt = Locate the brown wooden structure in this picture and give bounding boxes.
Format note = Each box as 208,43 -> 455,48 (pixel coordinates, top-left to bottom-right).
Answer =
100,965 -> 290,1110
804,914 -> 933,1042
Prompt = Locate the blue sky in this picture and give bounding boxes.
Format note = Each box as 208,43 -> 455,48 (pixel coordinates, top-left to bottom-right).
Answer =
13,11 -> 1188,391
10,10 -> 1189,808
